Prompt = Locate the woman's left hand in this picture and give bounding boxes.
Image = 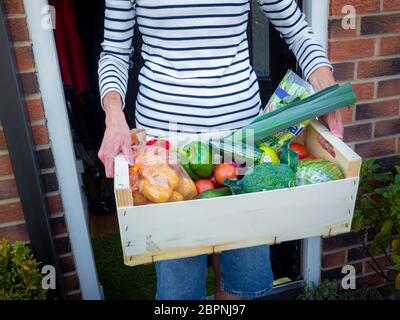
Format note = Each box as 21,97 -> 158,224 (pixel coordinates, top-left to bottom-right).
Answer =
308,66 -> 344,156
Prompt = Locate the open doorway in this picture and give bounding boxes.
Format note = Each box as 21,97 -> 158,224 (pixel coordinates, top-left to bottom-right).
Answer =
50,0 -> 304,299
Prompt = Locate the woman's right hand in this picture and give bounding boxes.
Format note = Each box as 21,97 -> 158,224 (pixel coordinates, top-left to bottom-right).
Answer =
98,92 -> 135,178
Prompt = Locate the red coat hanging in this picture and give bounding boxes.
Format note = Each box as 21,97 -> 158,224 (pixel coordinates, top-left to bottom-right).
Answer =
50,0 -> 88,96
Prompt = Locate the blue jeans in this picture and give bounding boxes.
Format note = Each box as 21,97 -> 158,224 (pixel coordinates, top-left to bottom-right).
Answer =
155,245 -> 274,300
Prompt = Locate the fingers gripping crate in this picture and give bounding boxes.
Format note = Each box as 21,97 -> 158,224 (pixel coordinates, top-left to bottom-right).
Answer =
114,120 -> 362,266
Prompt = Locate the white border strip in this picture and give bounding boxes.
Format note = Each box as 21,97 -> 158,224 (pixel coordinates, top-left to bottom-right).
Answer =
23,0 -> 102,300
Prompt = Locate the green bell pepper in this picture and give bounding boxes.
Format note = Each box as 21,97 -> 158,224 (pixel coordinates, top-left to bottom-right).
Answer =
180,141 -> 214,180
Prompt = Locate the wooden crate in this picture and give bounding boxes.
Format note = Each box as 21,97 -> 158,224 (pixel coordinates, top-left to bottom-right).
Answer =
114,120 -> 362,266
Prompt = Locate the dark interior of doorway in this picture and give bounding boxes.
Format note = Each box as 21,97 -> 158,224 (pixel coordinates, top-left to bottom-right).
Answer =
56,0 -> 303,298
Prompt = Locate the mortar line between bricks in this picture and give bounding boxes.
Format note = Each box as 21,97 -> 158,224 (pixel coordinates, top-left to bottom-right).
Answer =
352,95 -> 400,105
17,68 -> 36,75
24,93 -> 42,101
50,212 -> 65,219
0,175 -> 14,182
323,244 -> 364,255
338,74 -> 400,84
380,0 -> 384,11
30,119 -> 46,126
46,190 -> 61,197
0,220 -> 26,228
34,144 -> 51,151
67,289 -> 81,296
328,34 -> 399,42
330,11 -> 400,19
11,41 -> 32,48
6,13 -> 27,19
332,53 -> 400,64
0,197 -> 20,205
58,252 -> 73,259
40,167 -> 56,175
54,232 -> 69,239
63,271 -> 78,278
0,149 -> 9,156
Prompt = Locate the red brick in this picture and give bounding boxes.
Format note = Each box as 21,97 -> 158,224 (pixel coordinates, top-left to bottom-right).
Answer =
31,125 -> 49,145
378,78 -> 400,97
330,0 -> 380,15
344,123 -> 372,142
356,99 -> 399,120
365,256 -> 393,273
0,154 -> 13,176
0,179 -> 19,201
354,138 -> 397,157
332,62 -> 355,81
361,14 -> 400,35
50,216 -> 67,236
59,255 -> 76,274
381,36 -> 400,56
383,0 -> 400,11
19,73 -> 39,95
0,223 -> 29,243
67,292 -> 82,300
358,58 -> 400,79
322,250 -> 346,269
25,99 -> 45,122
321,262 -> 363,280
375,118 -> 400,137
4,0 -> 25,14
0,201 -> 24,224
0,129 -> 7,150
6,17 -> 30,42
340,106 -> 354,125
47,194 -> 63,214
356,273 -> 385,288
323,231 -> 365,252
352,82 -> 375,101
64,273 -> 80,292
329,39 -> 375,61
328,19 -> 358,39
13,46 -> 34,72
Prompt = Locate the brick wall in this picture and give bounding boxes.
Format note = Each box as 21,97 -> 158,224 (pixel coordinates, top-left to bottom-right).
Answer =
322,0 -> 400,289
1,0 -> 81,299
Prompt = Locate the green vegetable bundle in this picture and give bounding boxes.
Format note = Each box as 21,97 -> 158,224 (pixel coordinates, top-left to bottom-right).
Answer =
227,83 -> 356,143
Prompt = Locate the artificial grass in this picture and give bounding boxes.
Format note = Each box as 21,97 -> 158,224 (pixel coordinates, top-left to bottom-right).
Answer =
91,234 -> 215,300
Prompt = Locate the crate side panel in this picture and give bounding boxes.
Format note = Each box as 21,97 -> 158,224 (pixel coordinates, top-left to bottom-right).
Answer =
118,178 -> 358,258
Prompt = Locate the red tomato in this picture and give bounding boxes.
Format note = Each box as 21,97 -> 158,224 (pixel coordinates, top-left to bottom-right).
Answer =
303,155 -> 319,160
146,139 -> 170,150
214,163 -> 238,185
290,143 -> 309,159
195,179 -> 215,194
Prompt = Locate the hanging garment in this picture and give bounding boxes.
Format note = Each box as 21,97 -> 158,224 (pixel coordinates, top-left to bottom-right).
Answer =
50,0 -> 88,96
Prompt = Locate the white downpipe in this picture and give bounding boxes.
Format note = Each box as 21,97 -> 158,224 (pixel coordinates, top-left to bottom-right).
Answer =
23,0 -> 102,300
300,0 -> 329,288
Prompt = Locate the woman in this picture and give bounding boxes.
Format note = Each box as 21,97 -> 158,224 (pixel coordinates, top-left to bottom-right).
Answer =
98,0 -> 343,300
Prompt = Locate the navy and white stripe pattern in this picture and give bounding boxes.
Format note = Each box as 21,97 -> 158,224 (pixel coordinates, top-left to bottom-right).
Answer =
99,0 -> 331,135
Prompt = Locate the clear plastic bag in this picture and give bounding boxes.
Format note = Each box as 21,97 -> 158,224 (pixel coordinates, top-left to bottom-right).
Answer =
129,130 -> 197,206
258,70 -> 315,153
264,69 -> 314,113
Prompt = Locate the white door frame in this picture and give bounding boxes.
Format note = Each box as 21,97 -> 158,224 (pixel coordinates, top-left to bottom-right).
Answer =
23,0 -> 328,299
23,0 -> 102,300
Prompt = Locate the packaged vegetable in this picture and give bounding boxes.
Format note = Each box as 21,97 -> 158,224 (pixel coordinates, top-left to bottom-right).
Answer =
295,159 -> 344,186
129,132 -> 197,205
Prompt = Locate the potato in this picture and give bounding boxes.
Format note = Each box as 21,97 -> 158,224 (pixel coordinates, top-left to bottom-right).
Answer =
177,177 -> 198,200
132,190 -> 147,206
170,191 -> 184,202
140,178 -> 173,203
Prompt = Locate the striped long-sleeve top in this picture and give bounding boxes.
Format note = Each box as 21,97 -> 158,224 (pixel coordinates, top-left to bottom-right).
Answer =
98,0 -> 331,136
